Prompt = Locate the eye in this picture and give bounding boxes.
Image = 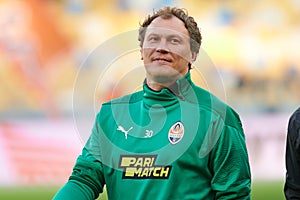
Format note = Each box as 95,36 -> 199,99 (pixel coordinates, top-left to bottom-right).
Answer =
148,36 -> 159,42
170,38 -> 180,44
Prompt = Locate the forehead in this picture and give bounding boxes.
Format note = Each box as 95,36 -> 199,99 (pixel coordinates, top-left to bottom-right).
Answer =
146,16 -> 190,37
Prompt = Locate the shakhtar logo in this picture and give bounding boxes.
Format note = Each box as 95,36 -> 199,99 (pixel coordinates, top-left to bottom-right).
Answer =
119,155 -> 172,179
168,121 -> 184,144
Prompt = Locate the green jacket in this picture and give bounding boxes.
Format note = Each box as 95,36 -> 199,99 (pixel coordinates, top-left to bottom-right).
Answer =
54,72 -> 251,200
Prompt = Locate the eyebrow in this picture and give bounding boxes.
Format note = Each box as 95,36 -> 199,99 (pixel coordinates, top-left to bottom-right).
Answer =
146,33 -> 186,39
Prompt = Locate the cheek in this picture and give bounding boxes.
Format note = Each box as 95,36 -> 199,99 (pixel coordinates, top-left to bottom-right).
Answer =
172,45 -> 192,59
174,50 -> 191,64
141,48 -> 153,60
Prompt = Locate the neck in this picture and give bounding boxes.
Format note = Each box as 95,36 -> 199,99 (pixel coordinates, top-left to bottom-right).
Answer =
146,80 -> 174,91
146,71 -> 189,91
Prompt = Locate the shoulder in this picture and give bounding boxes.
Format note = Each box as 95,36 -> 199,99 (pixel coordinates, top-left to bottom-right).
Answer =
288,107 -> 300,135
191,83 -> 242,127
102,90 -> 144,106
95,90 -> 143,123
291,107 -> 300,120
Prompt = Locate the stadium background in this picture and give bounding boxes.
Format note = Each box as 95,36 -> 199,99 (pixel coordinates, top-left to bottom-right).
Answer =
0,0 -> 299,199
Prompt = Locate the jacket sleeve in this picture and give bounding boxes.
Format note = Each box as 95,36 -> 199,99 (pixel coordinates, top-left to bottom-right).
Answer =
53,149 -> 105,200
284,107 -> 300,199
53,113 -> 106,200
52,179 -> 96,200
209,116 -> 251,199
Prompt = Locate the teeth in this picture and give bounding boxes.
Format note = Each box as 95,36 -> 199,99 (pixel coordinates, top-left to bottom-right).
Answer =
156,58 -> 169,61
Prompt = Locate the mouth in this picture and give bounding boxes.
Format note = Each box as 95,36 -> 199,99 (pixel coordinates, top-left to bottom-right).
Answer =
152,57 -> 172,63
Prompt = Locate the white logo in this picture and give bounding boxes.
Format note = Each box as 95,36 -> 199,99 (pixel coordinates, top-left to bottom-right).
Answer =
168,121 -> 184,144
144,130 -> 153,138
117,126 -> 133,139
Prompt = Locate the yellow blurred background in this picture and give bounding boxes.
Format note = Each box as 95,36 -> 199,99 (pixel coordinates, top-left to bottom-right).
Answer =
0,0 -> 299,116
0,0 -> 299,195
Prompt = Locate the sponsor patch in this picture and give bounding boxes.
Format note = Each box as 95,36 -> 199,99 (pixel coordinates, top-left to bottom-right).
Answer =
168,121 -> 184,144
119,155 -> 172,179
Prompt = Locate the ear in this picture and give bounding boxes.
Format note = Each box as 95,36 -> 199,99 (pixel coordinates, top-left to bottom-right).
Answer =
140,48 -> 143,60
190,52 -> 197,63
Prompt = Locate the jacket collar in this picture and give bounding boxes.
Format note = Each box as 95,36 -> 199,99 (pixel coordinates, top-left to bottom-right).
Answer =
143,72 -> 193,108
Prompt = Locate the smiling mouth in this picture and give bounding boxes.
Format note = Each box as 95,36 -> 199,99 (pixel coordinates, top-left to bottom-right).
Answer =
152,58 -> 172,62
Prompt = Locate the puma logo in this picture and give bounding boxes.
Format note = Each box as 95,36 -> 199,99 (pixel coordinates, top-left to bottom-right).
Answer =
117,126 -> 133,139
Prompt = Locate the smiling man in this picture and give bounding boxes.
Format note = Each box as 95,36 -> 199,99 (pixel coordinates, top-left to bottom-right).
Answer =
54,7 -> 251,200
141,15 -> 196,90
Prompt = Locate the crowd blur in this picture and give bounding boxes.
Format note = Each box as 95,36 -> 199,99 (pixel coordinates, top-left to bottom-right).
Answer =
0,0 -> 299,119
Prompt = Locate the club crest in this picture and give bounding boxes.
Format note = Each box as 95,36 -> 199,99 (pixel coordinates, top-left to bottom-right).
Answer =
168,121 -> 184,144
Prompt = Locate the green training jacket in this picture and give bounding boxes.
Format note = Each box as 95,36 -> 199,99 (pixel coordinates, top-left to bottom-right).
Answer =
53,72 -> 251,200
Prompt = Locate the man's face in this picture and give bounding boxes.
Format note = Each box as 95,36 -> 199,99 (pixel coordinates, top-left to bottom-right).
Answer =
141,16 -> 196,87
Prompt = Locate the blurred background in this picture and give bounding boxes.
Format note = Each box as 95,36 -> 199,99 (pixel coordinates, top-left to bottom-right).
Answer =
0,0 -> 299,199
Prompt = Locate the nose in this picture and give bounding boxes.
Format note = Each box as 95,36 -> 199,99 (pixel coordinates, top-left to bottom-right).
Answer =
156,48 -> 169,54
156,40 -> 169,53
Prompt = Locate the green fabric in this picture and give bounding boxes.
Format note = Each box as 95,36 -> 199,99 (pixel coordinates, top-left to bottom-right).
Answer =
54,72 -> 251,200
53,180 -> 95,200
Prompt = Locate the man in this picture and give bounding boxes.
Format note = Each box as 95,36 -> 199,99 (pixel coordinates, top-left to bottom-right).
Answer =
54,7 -> 251,199
285,107 -> 300,199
